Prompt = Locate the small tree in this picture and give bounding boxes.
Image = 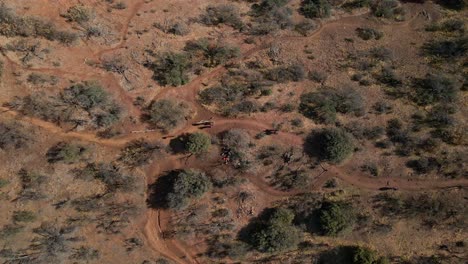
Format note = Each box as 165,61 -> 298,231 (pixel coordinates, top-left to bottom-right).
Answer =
318,201 -> 356,236
311,127 -> 355,163
147,52 -> 191,86
166,169 -> 212,210
245,208 -> 302,253
186,132 -> 211,155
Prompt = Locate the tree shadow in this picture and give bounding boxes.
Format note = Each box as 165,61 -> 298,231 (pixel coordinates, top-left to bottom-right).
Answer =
146,170 -> 180,209
303,131 -> 322,159
168,134 -> 189,154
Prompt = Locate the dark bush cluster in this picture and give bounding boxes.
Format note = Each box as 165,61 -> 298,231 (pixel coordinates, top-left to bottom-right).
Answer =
0,3 -> 78,44
153,169 -> 212,210
146,52 -> 191,86
300,88 -> 364,124
319,245 -> 389,264
422,36 -> 467,59
300,0 -> 331,19
306,127 -> 355,163
318,201 -> 356,236
371,0 -> 405,20
355,27 -> 383,40
249,0 -> 293,35
12,81 -> 121,129
240,207 -> 302,253
200,5 -> 244,30
411,74 -> 459,106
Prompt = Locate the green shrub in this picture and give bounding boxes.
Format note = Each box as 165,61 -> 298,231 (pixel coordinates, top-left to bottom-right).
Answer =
165,169 -> 212,210
422,36 -> 467,59
426,19 -> 465,33
300,0 -> 331,18
318,201 -> 356,236
300,88 -> 364,124
186,132 -> 211,155
308,127 -> 355,163
145,99 -> 191,132
412,74 -> 458,106
46,142 -> 87,164
356,27 -> 383,40
342,0 -> 371,10
13,210 -> 36,223
250,0 -> 293,34
200,5 -> 244,30
243,208 -> 302,253
146,52 -> 191,86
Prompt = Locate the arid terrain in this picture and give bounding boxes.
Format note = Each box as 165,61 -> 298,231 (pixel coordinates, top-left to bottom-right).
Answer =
0,0 -> 466,264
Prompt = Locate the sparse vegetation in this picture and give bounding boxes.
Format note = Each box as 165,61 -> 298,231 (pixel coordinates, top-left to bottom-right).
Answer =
46,142 -> 87,164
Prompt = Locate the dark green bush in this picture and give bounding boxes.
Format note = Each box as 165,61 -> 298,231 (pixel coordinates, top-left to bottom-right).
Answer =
165,169 -> 212,210
146,52 -> 191,86
185,132 -> 211,155
242,208 -> 302,253
356,27 -> 383,40
300,0 -> 331,19
412,74 -> 458,106
307,127 -> 355,163
426,19 -> 465,33
318,201 -> 356,236
422,36 -> 467,59
300,88 -> 364,124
